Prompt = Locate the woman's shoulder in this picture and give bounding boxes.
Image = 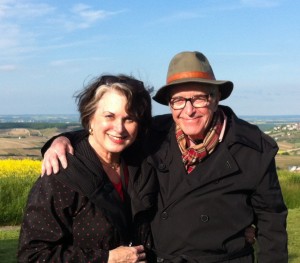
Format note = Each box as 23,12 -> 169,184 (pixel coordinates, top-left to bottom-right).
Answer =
27,172 -> 79,211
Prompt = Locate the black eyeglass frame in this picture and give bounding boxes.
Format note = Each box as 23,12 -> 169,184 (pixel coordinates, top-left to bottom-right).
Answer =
169,94 -> 212,110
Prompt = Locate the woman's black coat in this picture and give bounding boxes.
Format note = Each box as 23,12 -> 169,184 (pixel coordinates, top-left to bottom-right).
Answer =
18,138 -> 153,262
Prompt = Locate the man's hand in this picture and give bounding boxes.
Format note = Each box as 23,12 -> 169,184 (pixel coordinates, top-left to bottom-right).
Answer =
41,136 -> 74,176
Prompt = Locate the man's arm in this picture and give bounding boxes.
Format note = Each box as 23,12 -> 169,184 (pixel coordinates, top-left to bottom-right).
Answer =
252,159 -> 288,262
41,129 -> 87,176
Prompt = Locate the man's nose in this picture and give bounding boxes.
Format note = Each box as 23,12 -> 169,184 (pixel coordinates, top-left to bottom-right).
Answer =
184,100 -> 195,114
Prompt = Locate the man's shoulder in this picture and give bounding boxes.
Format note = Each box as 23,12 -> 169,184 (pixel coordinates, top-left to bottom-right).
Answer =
142,114 -> 174,154
225,108 -> 277,152
151,114 -> 174,132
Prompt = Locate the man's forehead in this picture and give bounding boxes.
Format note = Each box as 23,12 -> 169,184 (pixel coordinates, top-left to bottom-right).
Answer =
170,83 -> 215,95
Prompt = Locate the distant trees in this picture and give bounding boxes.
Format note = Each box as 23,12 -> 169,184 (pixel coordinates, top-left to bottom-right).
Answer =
0,122 -> 81,130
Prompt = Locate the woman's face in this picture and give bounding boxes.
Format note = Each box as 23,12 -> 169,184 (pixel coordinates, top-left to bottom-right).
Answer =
169,83 -> 220,140
88,90 -> 138,157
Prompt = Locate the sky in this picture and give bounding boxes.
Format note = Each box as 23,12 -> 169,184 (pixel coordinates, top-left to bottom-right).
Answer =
1,0 -> 299,117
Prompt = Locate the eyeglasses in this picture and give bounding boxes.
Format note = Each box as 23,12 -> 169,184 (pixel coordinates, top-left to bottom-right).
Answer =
169,94 -> 211,110
99,75 -> 144,88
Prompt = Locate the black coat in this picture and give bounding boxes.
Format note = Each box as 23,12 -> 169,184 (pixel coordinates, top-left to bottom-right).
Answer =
133,106 -> 288,263
18,138 -> 153,262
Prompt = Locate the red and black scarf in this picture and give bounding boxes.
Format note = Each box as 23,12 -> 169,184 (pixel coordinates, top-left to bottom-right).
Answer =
176,109 -> 226,173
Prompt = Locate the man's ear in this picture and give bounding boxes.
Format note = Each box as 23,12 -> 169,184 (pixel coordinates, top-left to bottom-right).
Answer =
213,90 -> 221,112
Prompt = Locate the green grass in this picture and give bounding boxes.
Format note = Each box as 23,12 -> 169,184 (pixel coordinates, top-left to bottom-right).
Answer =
0,227 -> 20,263
278,171 -> 300,209
288,208 -> 300,262
0,176 -> 37,225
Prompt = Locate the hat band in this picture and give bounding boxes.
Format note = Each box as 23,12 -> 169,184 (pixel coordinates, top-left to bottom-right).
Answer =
167,71 -> 215,84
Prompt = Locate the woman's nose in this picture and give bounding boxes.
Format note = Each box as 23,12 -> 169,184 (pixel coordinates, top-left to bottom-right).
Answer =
114,120 -> 125,132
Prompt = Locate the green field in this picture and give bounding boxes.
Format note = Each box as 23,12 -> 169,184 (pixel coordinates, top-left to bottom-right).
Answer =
288,209 -> 300,262
0,226 -> 20,262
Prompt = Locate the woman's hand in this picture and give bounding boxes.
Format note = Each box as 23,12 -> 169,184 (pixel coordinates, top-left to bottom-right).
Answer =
108,245 -> 146,263
245,225 -> 256,245
42,136 -> 74,176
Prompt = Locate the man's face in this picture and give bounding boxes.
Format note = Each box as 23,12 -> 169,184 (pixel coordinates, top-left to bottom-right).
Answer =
169,83 -> 220,140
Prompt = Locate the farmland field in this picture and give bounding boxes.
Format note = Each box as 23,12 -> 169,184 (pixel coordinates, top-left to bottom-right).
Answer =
276,155 -> 300,169
0,126 -> 80,159
1,127 -> 299,170
0,136 -> 46,159
0,117 -> 299,170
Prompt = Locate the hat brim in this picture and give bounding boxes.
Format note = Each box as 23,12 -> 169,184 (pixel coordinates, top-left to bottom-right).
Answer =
153,78 -> 233,105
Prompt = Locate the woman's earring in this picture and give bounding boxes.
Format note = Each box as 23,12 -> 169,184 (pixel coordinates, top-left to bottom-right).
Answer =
89,128 -> 94,135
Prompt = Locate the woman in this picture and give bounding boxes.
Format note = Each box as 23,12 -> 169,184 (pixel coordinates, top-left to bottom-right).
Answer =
18,74 -> 153,263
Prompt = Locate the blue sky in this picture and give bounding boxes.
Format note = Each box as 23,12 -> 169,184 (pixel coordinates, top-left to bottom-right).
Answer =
1,0 -> 299,116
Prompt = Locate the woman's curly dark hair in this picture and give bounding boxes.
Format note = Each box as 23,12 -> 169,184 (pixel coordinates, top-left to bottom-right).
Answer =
75,74 -> 153,139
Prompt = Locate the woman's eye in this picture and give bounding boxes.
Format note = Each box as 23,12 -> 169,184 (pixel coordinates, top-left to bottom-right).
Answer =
125,118 -> 134,123
125,115 -> 137,123
104,114 -> 114,120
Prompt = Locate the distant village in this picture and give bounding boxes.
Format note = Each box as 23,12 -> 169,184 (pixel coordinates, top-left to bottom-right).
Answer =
265,122 -> 300,173
272,123 -> 300,132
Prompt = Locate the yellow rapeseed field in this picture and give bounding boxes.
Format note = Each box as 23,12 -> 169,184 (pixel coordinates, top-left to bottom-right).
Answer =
0,159 -> 41,178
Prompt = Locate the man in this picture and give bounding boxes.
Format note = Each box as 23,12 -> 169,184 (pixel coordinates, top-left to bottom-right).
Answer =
43,51 -> 288,262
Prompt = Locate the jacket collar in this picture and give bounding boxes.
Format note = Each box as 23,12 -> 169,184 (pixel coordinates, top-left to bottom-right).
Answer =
220,105 -> 262,152
151,106 -> 263,152
55,139 -> 133,243
151,107 -> 263,180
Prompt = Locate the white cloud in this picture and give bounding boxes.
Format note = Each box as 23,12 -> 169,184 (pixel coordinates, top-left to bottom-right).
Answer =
0,1 -> 125,61
0,64 -> 16,71
58,4 -> 125,31
0,1 -> 55,59
0,24 -> 20,49
72,3 -> 114,22
0,0 -> 54,20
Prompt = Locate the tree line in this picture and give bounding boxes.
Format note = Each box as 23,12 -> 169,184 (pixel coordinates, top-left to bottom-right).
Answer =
0,122 -> 81,130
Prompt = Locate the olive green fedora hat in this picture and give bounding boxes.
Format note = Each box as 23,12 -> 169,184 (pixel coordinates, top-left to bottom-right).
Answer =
153,51 -> 234,105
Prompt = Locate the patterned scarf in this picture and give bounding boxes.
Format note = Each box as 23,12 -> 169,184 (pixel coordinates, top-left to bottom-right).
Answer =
176,108 -> 226,173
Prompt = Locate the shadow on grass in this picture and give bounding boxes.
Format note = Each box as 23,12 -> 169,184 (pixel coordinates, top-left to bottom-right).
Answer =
0,239 -> 18,263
